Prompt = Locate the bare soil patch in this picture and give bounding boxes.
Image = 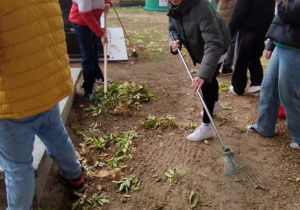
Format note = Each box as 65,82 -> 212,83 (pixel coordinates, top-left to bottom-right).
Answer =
39,7 -> 300,210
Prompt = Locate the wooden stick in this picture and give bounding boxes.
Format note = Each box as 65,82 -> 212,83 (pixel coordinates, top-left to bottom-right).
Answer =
104,12 -> 108,99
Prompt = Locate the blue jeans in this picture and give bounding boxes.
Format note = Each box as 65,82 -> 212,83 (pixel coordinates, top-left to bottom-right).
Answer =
0,105 -> 82,210
253,46 -> 300,143
72,23 -> 104,94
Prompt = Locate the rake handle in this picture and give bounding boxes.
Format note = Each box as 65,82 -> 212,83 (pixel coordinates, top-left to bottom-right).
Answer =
170,33 -> 229,151
112,4 -> 134,50
104,12 -> 108,98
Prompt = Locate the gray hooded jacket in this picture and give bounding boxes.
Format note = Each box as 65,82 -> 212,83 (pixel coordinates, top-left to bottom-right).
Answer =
168,0 -> 231,83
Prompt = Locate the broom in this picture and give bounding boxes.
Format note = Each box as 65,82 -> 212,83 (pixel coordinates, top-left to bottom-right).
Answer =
170,33 -> 262,187
112,4 -> 139,58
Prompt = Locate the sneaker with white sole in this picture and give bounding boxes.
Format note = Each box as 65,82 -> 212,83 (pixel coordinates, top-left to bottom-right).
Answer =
247,86 -> 261,93
290,142 -> 300,150
95,78 -> 113,84
200,101 -> 223,116
246,125 -> 257,133
186,125 -> 212,141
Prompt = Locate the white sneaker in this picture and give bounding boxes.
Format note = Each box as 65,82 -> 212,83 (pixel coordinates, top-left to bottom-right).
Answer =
247,86 -> 261,93
186,125 -> 212,141
200,101 -> 223,116
290,142 -> 300,150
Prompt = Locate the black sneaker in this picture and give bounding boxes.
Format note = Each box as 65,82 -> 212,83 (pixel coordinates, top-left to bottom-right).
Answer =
57,171 -> 86,193
222,67 -> 233,76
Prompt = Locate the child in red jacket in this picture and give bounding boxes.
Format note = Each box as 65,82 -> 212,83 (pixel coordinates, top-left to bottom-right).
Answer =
69,0 -> 112,99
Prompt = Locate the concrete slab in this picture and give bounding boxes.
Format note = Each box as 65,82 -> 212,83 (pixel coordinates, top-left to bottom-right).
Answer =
0,68 -> 81,209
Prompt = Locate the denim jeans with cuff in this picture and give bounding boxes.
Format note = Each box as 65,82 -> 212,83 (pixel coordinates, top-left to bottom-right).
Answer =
0,104 -> 82,209
253,46 -> 300,144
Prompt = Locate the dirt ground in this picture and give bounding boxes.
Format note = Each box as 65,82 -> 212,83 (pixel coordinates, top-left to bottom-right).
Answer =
39,7 -> 300,210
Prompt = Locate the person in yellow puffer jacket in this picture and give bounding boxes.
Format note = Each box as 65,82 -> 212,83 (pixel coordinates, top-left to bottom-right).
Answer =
0,0 -> 85,209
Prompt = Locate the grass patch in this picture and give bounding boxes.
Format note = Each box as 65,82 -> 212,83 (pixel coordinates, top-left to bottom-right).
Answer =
72,193 -> 109,210
84,82 -> 155,116
112,175 -> 141,193
165,167 -> 187,184
219,82 -> 231,93
141,114 -> 178,130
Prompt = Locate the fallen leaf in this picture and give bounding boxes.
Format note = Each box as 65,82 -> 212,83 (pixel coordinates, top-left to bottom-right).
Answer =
81,144 -> 90,154
111,169 -> 124,181
99,153 -> 110,157
96,185 -> 103,191
94,170 -> 110,178
80,113 -> 89,120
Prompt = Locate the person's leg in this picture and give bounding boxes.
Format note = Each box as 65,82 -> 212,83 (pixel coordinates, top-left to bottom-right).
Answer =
248,31 -> 265,87
72,23 -> 95,94
92,33 -> 104,81
0,115 -> 42,209
253,47 -> 280,136
222,33 -> 236,73
202,63 -> 222,123
36,104 -> 82,180
231,30 -> 252,95
277,47 -> 300,145
186,63 -> 221,141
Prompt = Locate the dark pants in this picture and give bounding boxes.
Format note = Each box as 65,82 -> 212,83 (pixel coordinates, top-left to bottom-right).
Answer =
202,63 -> 222,124
231,30 -> 265,95
223,34 -> 236,69
72,23 -> 104,94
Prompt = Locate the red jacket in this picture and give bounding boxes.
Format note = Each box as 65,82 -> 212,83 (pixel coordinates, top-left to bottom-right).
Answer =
69,0 -> 112,37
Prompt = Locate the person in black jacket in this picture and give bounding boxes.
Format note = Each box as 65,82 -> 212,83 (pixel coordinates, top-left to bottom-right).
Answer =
247,0 -> 300,149
228,0 -> 275,95
168,0 -> 231,141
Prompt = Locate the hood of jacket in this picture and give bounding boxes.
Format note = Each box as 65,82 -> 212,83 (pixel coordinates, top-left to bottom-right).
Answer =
168,0 -> 199,19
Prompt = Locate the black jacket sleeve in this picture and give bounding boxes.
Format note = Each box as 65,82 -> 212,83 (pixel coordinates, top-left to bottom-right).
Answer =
169,18 -> 181,55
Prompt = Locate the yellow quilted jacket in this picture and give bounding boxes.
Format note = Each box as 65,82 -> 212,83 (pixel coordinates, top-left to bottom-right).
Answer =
0,0 -> 73,119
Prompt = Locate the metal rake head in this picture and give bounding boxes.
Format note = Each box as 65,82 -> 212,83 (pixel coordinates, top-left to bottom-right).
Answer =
222,150 -> 264,188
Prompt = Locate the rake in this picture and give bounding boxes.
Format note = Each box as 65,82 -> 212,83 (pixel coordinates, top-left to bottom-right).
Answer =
112,4 -> 138,58
170,33 -> 262,187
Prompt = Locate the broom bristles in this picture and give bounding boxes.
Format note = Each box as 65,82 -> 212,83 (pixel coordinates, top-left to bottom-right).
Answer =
130,47 -> 139,58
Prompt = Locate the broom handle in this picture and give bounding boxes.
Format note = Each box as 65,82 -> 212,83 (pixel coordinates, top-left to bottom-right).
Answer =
112,4 -> 134,50
104,12 -> 108,98
170,33 -> 229,151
